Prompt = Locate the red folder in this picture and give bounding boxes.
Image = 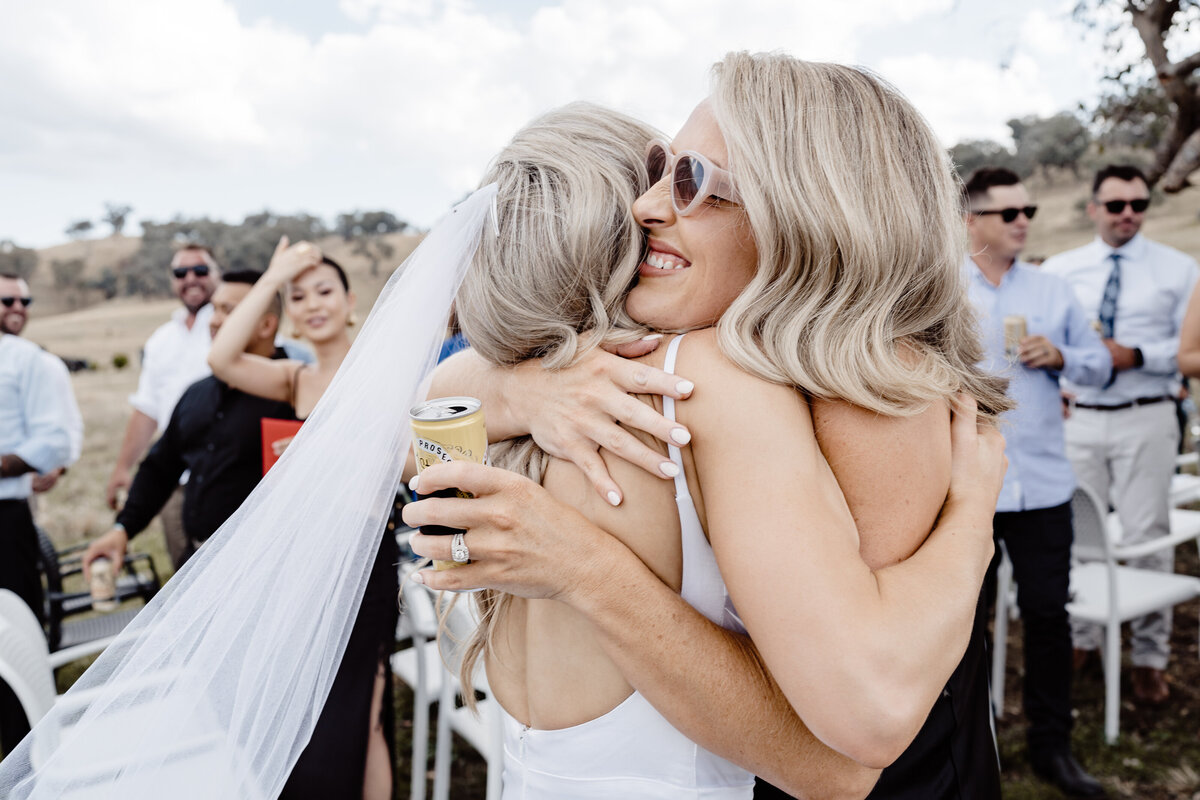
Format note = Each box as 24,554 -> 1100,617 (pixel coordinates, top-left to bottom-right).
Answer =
261,418 -> 303,475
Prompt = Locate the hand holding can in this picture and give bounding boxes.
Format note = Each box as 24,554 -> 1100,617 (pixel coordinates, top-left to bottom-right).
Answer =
89,556 -> 118,611
409,397 -> 487,570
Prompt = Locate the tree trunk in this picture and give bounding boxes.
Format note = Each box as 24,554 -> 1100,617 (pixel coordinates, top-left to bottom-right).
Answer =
1162,126 -> 1200,190
1128,0 -> 1200,190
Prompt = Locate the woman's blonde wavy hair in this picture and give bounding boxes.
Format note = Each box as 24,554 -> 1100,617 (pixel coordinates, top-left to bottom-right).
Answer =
709,52 -> 1010,420
446,102 -> 657,700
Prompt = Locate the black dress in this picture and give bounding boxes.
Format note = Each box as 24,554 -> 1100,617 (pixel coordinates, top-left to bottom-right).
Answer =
754,594 -> 1001,799
280,517 -> 401,799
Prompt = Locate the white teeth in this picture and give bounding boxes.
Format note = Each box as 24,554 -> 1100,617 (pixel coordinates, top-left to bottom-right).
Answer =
646,252 -> 687,270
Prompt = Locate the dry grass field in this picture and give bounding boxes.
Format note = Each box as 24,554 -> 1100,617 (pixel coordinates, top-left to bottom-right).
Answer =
12,181 -> 1200,797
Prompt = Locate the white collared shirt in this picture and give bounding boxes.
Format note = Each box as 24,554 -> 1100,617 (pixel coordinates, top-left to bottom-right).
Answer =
0,335 -> 81,499
1043,234 -> 1199,405
127,304 -> 214,432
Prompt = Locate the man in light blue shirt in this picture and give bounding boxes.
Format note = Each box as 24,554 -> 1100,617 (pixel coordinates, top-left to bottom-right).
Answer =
1043,164 -> 1199,707
964,168 -> 1110,798
0,276 -> 81,753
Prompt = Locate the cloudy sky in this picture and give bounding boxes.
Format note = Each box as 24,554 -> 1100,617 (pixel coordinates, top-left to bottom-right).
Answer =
0,0 -> 1154,247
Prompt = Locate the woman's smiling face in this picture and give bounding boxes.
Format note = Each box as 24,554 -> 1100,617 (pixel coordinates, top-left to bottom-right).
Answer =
626,100 -> 758,331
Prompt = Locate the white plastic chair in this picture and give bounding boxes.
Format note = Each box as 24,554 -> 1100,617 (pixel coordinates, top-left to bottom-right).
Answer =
430,592 -> 504,800
392,571 -> 445,800
1068,484 -> 1200,744
990,542 -> 1016,718
0,589 -> 58,732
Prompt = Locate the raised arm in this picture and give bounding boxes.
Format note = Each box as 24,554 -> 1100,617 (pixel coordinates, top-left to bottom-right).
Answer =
427,345 -> 694,503
207,237 -> 310,400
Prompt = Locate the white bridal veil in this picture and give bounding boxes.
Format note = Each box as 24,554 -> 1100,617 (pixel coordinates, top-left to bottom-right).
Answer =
0,184 -> 499,799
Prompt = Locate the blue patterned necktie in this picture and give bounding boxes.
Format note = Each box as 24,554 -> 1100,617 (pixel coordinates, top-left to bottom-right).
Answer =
1098,253 -> 1121,339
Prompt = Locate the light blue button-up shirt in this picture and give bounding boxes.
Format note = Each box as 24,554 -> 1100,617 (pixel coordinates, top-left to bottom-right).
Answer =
1042,234 -> 1199,405
965,258 -> 1112,512
0,334 -> 78,500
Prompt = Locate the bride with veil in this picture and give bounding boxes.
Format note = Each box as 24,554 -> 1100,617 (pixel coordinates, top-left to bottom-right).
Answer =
0,184 -> 497,799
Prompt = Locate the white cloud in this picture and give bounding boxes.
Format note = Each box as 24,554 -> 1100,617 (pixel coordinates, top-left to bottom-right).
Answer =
879,51 -> 1061,145
0,0 -> 1099,245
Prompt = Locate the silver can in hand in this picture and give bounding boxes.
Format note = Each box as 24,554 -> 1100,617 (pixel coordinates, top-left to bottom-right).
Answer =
89,556 -> 118,611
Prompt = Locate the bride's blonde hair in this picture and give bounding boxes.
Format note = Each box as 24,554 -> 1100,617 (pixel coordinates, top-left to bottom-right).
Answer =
710,52 -> 1010,419
448,102 -> 657,699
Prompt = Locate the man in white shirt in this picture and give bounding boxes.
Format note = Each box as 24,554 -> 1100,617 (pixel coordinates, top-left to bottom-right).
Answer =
105,245 -> 219,567
1043,164 -> 1200,706
0,274 -> 84,493
0,294 -> 80,752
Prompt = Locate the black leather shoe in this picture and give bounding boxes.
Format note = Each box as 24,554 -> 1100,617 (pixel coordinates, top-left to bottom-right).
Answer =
1031,751 -> 1106,798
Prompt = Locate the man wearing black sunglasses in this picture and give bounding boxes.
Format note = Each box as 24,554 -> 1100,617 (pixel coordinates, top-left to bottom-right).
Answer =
105,244 -> 220,569
1044,165 -> 1200,708
0,271 -> 81,754
963,167 -> 1110,799
0,274 -> 33,336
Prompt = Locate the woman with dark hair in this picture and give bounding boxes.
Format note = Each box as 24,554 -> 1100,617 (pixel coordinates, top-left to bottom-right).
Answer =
209,244 -> 396,800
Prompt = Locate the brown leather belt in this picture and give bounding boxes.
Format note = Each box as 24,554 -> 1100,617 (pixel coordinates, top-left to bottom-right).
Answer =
1073,395 -> 1173,411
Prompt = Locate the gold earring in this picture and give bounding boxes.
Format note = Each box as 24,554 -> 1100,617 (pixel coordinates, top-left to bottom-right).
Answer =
289,326 -> 302,339
346,313 -> 358,328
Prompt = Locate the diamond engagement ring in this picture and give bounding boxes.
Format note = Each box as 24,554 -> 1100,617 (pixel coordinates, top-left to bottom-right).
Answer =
451,532 -> 470,563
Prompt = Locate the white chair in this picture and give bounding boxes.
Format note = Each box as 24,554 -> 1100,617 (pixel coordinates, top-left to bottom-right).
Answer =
0,589 -> 58,732
430,592 -> 504,800
990,541 -> 1016,718
1068,484 -> 1200,744
1171,471 -> 1200,507
392,571 -> 445,800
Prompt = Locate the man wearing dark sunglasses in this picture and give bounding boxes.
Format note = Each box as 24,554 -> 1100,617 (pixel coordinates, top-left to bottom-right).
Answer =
1044,164 -> 1200,708
0,273 -> 83,496
0,272 -> 81,753
105,244 -> 220,569
0,274 -> 33,336
963,167 -> 1110,799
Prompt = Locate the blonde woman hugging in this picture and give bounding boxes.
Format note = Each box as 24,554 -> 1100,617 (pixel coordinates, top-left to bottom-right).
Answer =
408,53 -> 1009,800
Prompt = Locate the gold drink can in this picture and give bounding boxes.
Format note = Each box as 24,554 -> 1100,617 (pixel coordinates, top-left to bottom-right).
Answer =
1003,315 -> 1027,360
409,397 -> 487,570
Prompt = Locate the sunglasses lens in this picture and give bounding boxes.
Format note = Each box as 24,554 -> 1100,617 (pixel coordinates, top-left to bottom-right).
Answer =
674,156 -> 702,210
1000,208 -> 1019,223
0,298 -> 12,307
1024,206 -> 1037,220
645,144 -> 668,184
1131,199 -> 1149,213
21,297 -> 32,308
193,265 -> 210,277
1104,201 -> 1125,214
172,268 -> 187,279
173,265 -> 210,279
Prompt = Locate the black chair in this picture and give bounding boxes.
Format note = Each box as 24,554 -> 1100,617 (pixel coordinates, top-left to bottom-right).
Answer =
35,527 -> 160,661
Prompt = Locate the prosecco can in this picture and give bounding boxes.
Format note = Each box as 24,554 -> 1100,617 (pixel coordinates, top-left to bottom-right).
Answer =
409,396 -> 487,570
1003,315 -> 1027,361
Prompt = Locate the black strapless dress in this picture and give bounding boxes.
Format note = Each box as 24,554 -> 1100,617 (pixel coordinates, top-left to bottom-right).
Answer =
755,592 -> 1001,799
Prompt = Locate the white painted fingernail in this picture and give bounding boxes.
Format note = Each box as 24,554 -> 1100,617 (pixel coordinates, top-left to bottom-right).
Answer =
670,427 -> 691,445
659,461 -> 680,478
675,380 -> 694,395
408,474 -> 420,493
607,490 -> 622,507
641,333 -> 663,341
410,570 -> 425,585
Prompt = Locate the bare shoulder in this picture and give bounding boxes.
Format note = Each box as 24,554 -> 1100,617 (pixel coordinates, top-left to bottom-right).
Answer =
811,397 -> 952,568
671,328 -> 809,427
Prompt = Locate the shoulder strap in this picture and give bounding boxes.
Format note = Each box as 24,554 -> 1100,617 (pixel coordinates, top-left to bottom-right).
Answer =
661,335 -> 690,500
